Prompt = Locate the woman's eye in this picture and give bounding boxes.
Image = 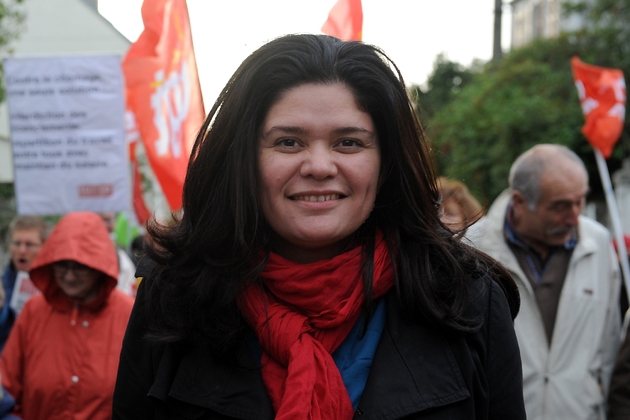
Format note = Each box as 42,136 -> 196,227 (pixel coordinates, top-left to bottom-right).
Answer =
276,138 -> 298,147
338,139 -> 362,148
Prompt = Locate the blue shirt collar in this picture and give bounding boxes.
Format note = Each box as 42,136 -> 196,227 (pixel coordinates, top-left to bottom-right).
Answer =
504,204 -> 577,252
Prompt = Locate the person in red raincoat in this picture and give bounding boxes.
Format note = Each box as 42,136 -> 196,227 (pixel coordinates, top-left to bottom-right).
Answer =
0,211 -> 134,420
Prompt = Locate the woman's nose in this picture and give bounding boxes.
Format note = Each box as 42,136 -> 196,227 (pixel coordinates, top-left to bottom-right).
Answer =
299,146 -> 338,179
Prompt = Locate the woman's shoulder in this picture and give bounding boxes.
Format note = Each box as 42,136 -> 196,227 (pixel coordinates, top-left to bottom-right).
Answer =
134,256 -> 157,280
461,246 -> 520,321
466,270 -> 519,321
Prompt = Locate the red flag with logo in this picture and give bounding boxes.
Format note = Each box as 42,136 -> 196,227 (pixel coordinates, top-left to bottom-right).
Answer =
571,56 -> 626,158
321,0 -> 363,41
123,0 -> 205,212
125,108 -> 151,225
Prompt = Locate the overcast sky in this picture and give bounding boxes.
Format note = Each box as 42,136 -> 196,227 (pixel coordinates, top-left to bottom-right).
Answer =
99,0 -> 512,107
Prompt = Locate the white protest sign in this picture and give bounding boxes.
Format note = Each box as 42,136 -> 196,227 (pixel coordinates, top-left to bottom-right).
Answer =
5,55 -> 130,215
9,271 -> 40,314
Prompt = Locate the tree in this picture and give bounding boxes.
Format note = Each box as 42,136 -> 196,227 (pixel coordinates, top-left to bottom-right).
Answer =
417,3 -> 630,205
410,54 -> 477,126
0,0 -> 23,102
0,0 -> 26,243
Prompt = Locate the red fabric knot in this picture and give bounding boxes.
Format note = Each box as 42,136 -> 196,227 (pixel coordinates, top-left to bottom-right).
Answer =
239,231 -> 394,420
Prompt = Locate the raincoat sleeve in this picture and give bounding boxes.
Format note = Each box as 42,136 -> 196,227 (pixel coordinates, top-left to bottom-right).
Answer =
0,300 -> 33,418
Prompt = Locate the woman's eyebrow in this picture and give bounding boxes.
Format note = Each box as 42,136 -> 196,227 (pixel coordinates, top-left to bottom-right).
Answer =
262,126 -> 307,138
262,125 -> 373,138
333,126 -> 374,136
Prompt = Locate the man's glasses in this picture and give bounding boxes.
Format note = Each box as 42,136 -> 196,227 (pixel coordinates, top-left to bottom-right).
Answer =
52,261 -> 93,276
9,241 -> 41,250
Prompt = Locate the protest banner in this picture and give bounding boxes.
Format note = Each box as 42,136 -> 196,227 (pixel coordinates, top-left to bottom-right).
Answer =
9,271 -> 40,314
6,55 -> 130,215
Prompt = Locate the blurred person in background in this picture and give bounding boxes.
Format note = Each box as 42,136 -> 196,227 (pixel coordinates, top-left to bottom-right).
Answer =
2,215 -> 47,313
611,235 -> 630,320
0,211 -> 134,420
609,314 -> 630,419
469,144 -> 620,420
0,282 -> 14,353
437,177 -> 483,233
607,235 -> 630,419
0,374 -> 18,420
99,212 -> 137,297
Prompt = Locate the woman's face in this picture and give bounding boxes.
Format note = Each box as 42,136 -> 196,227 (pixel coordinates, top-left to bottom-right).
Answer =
52,260 -> 103,303
441,200 -> 465,231
258,83 -> 381,263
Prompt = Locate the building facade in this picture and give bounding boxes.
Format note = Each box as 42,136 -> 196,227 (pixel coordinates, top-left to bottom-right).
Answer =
511,0 -> 588,48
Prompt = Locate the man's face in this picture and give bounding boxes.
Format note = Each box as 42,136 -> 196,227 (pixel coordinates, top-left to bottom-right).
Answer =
9,228 -> 43,272
100,212 -> 115,234
513,163 -> 588,253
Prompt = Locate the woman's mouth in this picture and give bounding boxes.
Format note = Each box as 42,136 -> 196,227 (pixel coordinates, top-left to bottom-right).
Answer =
290,194 -> 342,202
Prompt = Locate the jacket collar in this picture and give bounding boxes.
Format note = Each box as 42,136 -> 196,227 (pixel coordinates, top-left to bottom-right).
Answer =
356,293 -> 469,419
149,340 -> 274,420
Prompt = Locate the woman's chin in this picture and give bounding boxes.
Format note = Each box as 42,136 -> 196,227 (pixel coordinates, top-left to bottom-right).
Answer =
271,235 -> 353,263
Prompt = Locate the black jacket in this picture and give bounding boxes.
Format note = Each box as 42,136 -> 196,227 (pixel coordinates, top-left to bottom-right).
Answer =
113,271 -> 525,419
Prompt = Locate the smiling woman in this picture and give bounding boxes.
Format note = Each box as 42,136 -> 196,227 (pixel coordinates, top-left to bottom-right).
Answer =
112,34 -> 525,420
259,83 -> 380,262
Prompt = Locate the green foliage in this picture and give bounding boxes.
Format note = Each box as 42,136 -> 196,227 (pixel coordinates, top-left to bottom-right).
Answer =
0,0 -> 26,241
0,0 -> 23,48
0,0 -> 24,103
0,183 -> 16,244
410,54 -> 477,126
563,0 -> 630,29
416,6 -> 630,205
0,184 -> 60,247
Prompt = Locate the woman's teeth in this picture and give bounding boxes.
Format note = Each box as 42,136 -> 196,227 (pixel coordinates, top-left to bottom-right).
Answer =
292,194 -> 340,202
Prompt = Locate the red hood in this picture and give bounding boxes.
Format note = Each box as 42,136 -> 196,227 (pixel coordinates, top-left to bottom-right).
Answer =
29,212 -> 119,311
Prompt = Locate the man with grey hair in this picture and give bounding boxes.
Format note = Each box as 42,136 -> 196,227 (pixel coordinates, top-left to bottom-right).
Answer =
469,143 -> 621,420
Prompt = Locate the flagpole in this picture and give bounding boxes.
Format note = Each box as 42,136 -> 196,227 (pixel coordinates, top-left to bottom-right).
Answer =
594,148 -> 630,304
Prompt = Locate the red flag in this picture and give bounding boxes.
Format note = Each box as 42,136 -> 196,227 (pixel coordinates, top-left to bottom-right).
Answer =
321,0 -> 363,41
125,109 -> 151,225
123,0 -> 205,212
571,56 -> 626,158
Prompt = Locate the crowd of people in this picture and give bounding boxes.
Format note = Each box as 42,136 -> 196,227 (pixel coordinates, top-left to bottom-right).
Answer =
0,34 -> 629,420
0,211 -> 143,420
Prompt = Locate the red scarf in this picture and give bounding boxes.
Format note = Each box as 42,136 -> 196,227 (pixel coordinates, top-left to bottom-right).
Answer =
238,234 -> 394,420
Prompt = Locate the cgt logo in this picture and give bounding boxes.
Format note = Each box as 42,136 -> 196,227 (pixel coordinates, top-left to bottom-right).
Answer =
78,184 -> 113,198
150,60 -> 191,159
571,56 -> 626,158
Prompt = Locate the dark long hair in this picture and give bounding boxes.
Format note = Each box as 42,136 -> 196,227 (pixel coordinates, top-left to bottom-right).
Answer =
144,34 -> 518,354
